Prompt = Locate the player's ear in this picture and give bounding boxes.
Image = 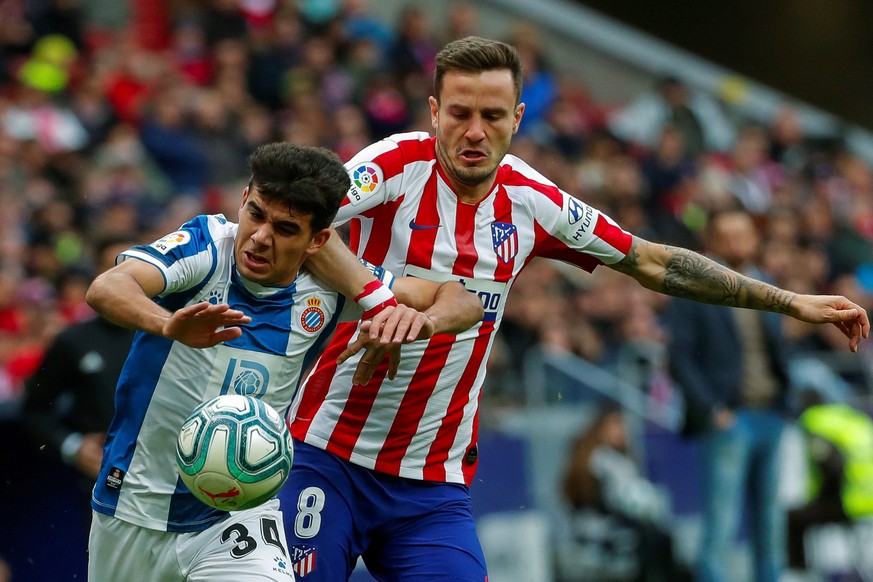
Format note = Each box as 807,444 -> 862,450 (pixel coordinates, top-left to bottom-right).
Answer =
239,187 -> 250,216
306,228 -> 332,255
512,102 -> 525,134
429,96 -> 439,130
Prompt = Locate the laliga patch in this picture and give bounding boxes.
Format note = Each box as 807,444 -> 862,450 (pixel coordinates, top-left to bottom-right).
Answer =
300,297 -> 326,333
150,231 -> 191,254
348,162 -> 383,206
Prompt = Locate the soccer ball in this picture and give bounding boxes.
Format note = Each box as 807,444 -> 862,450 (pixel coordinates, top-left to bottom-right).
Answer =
176,394 -> 293,511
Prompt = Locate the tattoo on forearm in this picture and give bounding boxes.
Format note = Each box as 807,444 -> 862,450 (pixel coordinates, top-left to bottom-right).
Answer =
761,286 -> 794,314
661,247 -> 794,313
621,242 -> 640,268
663,248 -> 739,306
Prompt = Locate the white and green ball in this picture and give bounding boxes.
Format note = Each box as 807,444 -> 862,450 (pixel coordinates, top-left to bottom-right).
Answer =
176,394 -> 293,511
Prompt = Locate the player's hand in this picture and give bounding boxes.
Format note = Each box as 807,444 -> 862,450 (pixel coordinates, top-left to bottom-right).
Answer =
162,301 -> 252,348
792,294 -> 870,352
338,305 -> 436,385
339,320 -> 397,385
76,432 -> 106,480
367,303 -> 436,345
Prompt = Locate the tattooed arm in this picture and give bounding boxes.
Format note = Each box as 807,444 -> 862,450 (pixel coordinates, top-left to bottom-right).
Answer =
608,236 -> 870,352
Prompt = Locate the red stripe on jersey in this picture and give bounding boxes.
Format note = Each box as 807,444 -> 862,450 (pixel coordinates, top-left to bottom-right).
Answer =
533,221 -> 602,272
501,165 -> 564,209
291,323 -> 357,439
490,182 -> 518,282
324,363 -> 390,457
405,171 -> 440,269
462,391 -> 482,485
371,142 -> 410,181
357,197 -> 403,266
593,214 -> 633,254
453,200 -> 478,276
422,322 -> 493,483
373,335 -> 453,475
394,135 -> 437,166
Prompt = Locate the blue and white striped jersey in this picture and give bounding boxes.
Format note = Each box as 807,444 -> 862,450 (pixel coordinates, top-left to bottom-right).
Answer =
91,214 -> 384,532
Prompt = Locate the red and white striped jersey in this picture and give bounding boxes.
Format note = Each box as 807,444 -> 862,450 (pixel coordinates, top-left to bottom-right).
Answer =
289,132 -> 632,485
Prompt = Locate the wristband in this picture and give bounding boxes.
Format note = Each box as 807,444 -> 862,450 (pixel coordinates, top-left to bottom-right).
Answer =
355,279 -> 398,319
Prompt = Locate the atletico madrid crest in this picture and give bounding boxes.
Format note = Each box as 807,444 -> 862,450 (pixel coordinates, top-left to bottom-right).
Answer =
491,222 -> 518,264
291,544 -> 317,577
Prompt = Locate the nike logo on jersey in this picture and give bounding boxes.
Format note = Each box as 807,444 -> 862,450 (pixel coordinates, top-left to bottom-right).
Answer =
408,219 -> 442,230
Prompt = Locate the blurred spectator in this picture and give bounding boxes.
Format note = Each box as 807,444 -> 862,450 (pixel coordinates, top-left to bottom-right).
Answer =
442,1 -> 480,43
721,124 -> 786,216
509,23 -> 557,138
361,71 -> 410,138
101,34 -> 168,125
21,235 -> 136,485
4,40 -> 89,154
138,86 -> 210,197
786,389 -> 873,579
0,2 -> 872,578
190,87 -> 250,186
768,105 -> 814,174
331,102 -> 371,162
639,124 -> 698,238
608,75 -> 735,157
533,75 -> 606,162
559,405 -> 691,582
389,5 -> 438,89
667,207 -> 790,582
202,0 -> 248,47
341,0 -> 393,62
170,16 -> 212,86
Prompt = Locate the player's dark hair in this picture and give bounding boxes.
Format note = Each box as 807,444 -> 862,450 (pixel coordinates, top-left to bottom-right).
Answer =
434,36 -> 523,104
247,143 -> 350,232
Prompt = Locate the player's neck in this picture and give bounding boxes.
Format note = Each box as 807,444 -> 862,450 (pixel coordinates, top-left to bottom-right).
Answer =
454,186 -> 491,205
440,167 -> 496,205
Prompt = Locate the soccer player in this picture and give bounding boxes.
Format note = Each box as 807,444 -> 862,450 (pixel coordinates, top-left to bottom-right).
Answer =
279,36 -> 870,580
84,142 -> 484,582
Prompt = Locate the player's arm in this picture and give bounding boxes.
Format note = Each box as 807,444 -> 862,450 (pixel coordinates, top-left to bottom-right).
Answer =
304,229 -> 404,318
304,228 -> 382,301
304,232 -> 482,337
390,278 -> 484,337
357,278 -> 484,345
339,278 -> 484,385
86,259 -> 251,348
608,235 -> 870,352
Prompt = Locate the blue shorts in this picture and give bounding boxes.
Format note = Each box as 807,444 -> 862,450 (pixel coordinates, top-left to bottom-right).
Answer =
277,440 -> 488,581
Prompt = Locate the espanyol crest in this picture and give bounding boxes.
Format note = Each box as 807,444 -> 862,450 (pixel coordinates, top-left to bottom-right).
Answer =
300,297 -> 326,333
491,222 -> 518,264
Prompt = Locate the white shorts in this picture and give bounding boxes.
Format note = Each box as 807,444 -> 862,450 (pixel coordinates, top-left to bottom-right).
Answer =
88,499 -> 295,582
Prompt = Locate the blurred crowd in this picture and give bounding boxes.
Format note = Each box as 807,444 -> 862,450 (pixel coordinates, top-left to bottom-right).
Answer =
1,0 -> 872,425
4,1 -> 873,580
